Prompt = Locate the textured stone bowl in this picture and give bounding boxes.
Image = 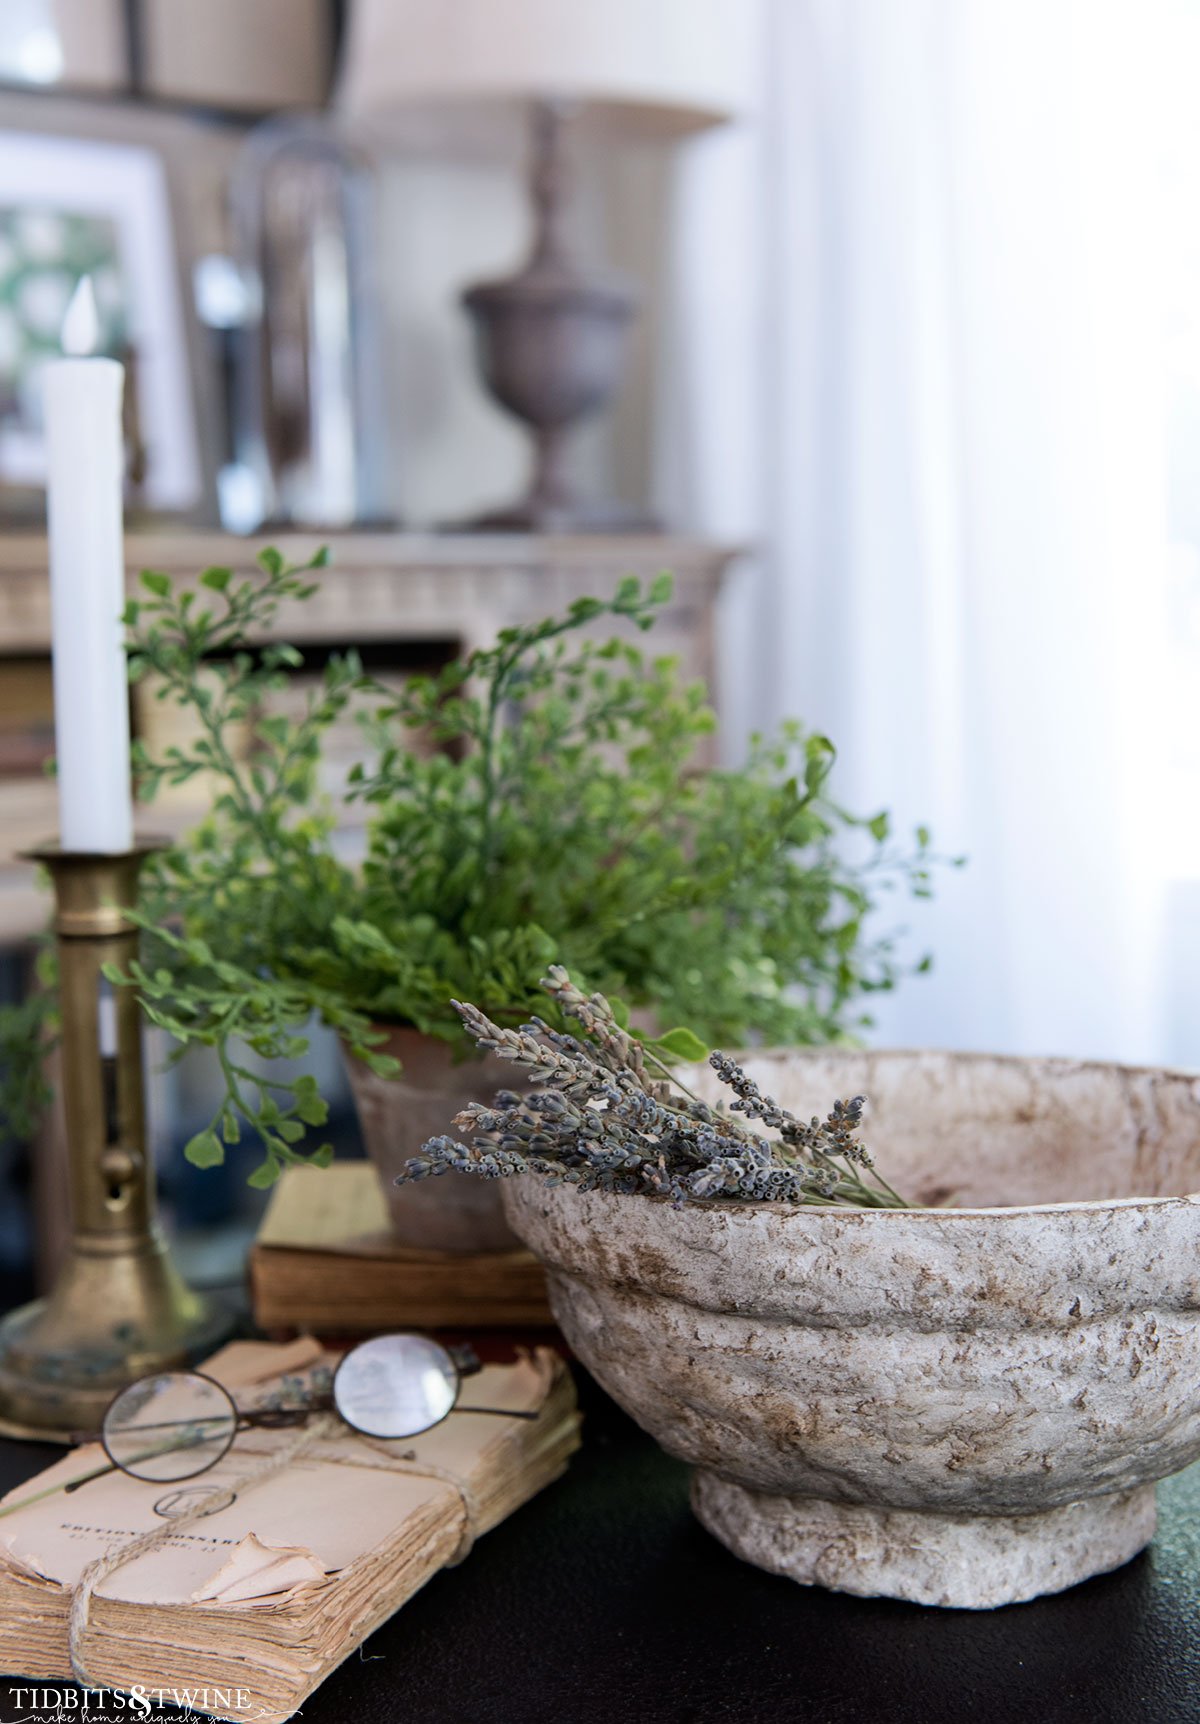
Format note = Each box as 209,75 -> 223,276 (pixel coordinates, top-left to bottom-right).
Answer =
501,1049 -> 1200,1608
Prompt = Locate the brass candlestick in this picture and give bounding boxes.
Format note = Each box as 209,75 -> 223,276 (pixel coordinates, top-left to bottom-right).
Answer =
0,843 -> 231,1437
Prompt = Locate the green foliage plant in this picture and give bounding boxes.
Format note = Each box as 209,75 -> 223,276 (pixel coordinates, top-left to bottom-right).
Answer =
49,547 -> 948,1188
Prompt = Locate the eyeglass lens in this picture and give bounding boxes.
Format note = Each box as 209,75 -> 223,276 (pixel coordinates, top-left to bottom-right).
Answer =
102,1371 -> 238,1482
332,1334 -> 459,1438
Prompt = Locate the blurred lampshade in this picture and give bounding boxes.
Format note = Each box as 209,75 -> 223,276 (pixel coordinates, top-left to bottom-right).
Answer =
336,0 -> 751,140
139,0 -> 331,111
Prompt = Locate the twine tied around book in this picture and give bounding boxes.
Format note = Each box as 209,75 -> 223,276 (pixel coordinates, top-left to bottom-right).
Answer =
350,1435 -> 481,1566
67,1413 -> 484,1686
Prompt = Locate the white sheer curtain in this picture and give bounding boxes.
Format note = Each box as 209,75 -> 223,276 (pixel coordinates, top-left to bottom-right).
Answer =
657,0 -> 1172,1063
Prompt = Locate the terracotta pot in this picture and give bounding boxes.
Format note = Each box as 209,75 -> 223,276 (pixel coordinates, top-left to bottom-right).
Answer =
501,1048 -> 1200,1607
343,1025 -> 520,1253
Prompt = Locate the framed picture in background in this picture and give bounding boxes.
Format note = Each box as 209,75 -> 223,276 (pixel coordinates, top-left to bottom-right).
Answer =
0,128 -> 202,510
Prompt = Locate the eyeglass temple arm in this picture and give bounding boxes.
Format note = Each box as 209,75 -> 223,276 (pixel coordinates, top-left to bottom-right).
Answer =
13,1421 -> 226,1510
0,1456 -> 122,1518
63,1459 -> 120,1494
455,1405 -> 540,1419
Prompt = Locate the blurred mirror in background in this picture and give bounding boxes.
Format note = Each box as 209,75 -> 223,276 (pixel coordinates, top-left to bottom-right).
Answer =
227,113 -> 390,532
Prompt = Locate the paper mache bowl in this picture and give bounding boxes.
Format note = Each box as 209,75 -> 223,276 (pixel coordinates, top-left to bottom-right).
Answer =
501,1048 -> 1200,1608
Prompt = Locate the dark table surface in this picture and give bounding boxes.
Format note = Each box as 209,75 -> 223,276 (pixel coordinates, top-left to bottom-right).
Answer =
2,1370 -> 1200,1724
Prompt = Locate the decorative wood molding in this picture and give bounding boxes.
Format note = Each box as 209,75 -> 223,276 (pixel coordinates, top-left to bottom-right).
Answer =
0,529 -> 738,650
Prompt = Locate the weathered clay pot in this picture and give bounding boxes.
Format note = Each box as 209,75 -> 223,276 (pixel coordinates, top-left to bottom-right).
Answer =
501,1048 -> 1200,1607
343,1026 -> 519,1252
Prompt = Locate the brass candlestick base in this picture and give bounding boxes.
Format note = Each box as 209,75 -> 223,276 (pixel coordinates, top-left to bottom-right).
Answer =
0,843 -> 231,1437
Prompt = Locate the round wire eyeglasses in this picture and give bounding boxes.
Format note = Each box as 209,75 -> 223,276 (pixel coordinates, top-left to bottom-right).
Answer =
84,1332 -> 538,1489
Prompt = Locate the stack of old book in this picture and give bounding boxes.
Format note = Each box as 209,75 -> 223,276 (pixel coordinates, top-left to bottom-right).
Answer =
250,1162 -> 553,1331
0,1336 -> 579,1723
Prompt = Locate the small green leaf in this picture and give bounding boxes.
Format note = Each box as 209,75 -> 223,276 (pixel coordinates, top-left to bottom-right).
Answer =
804,736 -> 835,796
140,570 -> 170,598
364,1050 -> 402,1078
247,1158 -> 282,1189
184,1129 -> 224,1169
200,566 -> 233,592
651,1025 -> 709,1063
295,1091 -> 329,1126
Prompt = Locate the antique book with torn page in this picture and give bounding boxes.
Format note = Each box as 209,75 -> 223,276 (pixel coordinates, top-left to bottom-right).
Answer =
0,1337 -> 579,1723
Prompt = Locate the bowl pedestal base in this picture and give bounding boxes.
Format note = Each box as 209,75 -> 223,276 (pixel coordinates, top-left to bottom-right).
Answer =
690,1470 -> 1158,1609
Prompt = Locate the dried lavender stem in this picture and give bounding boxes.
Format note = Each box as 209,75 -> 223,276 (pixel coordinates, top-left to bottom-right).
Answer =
397,969 -> 911,1211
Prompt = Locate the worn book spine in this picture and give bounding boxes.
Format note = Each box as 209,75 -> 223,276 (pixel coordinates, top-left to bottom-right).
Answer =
250,1243 -> 555,1330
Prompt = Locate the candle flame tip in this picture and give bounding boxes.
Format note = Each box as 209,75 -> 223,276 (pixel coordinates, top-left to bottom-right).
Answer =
61,276 -> 99,357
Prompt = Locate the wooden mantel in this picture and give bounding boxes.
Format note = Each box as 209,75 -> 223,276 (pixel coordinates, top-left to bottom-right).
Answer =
0,529 -> 741,941
0,529 -> 738,653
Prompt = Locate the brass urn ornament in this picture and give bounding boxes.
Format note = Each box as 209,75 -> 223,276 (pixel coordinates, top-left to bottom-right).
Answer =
0,845 -> 229,1437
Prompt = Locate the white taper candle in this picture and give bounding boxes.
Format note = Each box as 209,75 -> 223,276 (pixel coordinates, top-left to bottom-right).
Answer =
43,277 -> 134,854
